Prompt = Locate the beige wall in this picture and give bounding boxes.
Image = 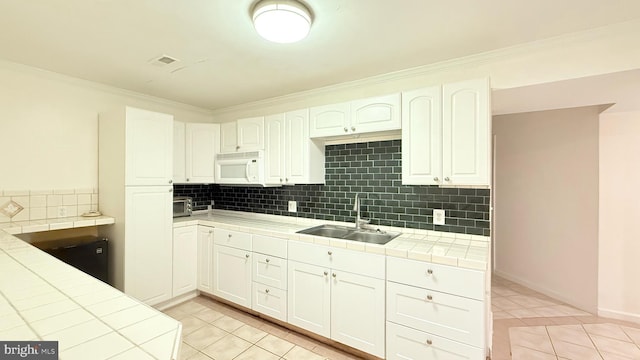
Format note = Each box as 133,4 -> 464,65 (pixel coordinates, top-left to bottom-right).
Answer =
598,110 -> 640,322
493,106 -> 600,313
0,62 -> 213,191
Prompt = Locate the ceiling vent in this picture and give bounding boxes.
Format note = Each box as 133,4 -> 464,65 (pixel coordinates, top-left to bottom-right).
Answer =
149,55 -> 180,66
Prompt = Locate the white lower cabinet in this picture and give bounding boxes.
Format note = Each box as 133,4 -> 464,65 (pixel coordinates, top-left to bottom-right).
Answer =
172,225 -> 198,297
330,269 -> 385,357
211,228 -> 254,308
213,244 -> 252,308
251,235 -> 288,322
288,260 -> 331,337
287,241 -> 386,358
386,321 -> 484,360
197,225 -> 214,294
386,256 -> 486,359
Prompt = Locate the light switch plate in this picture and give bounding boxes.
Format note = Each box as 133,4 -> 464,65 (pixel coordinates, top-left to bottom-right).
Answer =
433,209 -> 445,225
288,200 -> 297,213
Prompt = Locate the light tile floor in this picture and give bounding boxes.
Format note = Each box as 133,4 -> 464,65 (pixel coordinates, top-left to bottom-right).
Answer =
163,296 -> 362,360
492,276 -> 640,360
165,278 -> 640,360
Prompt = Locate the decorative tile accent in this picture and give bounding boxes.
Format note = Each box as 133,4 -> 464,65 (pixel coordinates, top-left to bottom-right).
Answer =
0,200 -> 24,218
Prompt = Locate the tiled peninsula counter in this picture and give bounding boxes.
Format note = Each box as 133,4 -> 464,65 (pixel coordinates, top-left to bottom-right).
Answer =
0,217 -> 182,360
175,210 -> 491,359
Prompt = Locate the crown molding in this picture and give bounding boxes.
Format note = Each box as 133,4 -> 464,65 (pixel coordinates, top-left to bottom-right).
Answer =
212,18 -> 640,117
0,59 -> 214,116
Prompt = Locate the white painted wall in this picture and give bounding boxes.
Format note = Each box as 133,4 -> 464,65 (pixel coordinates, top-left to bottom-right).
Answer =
212,19 -> 640,122
493,106 -> 600,313
598,110 -> 640,323
0,62 -> 212,191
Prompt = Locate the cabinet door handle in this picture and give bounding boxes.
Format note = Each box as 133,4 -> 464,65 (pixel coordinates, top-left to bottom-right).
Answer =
280,178 -> 283,182
323,271 -> 328,276
343,127 -> 348,132
444,177 -> 450,182
426,269 -> 433,275
169,179 -> 173,184
265,258 -> 270,263
426,295 -> 433,301
236,145 -> 240,150
186,178 -> 190,182
228,234 -> 232,238
433,177 -> 439,182
426,339 -> 433,345
351,126 -> 356,132
209,230 -> 213,234
245,254 -> 250,258
332,273 -> 337,278
265,289 -> 270,293
327,251 -> 332,256
169,188 -> 173,192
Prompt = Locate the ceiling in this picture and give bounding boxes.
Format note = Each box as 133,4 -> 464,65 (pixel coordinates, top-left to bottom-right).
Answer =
2,0 -> 640,111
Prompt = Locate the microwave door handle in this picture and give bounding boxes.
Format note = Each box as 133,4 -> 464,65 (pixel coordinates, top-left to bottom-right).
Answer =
245,160 -> 251,181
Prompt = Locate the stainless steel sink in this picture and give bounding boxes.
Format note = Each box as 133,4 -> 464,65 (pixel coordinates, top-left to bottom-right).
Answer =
297,224 -> 400,245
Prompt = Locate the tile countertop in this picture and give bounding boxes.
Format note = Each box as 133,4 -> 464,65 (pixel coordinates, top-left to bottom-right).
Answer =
0,226 -> 182,360
175,210 -> 490,271
0,215 -> 116,235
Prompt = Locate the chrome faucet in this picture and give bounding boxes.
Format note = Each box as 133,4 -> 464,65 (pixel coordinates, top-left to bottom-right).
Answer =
353,193 -> 369,229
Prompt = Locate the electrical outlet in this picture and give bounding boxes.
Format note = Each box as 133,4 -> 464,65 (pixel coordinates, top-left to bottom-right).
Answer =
433,209 -> 445,225
57,206 -> 67,218
288,200 -> 297,213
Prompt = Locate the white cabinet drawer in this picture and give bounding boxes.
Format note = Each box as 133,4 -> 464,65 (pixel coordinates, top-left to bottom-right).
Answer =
214,228 -> 252,251
386,322 -> 484,360
253,235 -> 287,258
387,282 -> 485,347
253,254 -> 287,290
288,241 -> 385,279
387,256 -> 484,300
252,282 -> 287,322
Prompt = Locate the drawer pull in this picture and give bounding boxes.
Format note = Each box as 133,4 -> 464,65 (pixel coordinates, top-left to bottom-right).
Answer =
332,273 -> 337,278
265,258 -> 270,263
426,339 -> 433,345
265,289 -> 270,293
426,295 -> 433,301
324,271 -> 328,276
327,251 -> 333,256
228,234 -> 232,238
426,269 -> 433,275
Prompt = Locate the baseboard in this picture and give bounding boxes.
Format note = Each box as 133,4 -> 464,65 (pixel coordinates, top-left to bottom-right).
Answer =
598,307 -> 640,325
153,290 -> 199,311
492,270 -> 595,314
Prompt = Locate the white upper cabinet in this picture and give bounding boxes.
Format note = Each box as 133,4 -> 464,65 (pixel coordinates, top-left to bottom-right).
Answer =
402,78 -> 490,186
125,107 -> 173,186
185,123 -> 220,183
402,86 -> 442,185
220,122 -> 238,153
265,109 -> 325,185
309,93 -> 401,138
350,93 -> 401,134
442,78 -> 490,186
264,113 -> 286,185
174,122 -> 219,184
221,117 -> 265,153
309,102 -> 350,138
173,121 -> 186,183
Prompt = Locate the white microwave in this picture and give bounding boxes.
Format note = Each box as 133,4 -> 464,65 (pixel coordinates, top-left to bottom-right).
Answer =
215,150 -> 267,186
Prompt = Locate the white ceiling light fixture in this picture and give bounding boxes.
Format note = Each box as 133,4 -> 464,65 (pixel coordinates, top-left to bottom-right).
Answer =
252,0 -> 312,43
